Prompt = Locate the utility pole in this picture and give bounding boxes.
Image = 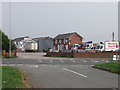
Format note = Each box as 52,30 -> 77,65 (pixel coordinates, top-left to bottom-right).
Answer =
9,1 -> 11,57
112,32 -> 115,41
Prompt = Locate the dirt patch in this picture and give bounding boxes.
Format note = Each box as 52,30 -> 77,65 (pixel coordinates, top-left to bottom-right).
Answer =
17,69 -> 33,88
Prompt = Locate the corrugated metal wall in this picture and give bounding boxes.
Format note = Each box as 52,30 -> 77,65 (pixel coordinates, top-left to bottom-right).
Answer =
38,39 -> 53,52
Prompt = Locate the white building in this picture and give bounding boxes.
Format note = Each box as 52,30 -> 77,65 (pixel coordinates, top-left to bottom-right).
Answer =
12,36 -> 38,52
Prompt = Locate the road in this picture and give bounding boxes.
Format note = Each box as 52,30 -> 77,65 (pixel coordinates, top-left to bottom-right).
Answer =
2,52 -> 118,88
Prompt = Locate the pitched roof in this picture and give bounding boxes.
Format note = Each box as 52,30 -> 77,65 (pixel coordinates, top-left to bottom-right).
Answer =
33,37 -> 53,41
12,36 -> 29,42
54,32 -> 83,40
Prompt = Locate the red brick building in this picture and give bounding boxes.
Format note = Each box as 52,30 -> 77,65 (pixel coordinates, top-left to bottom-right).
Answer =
53,32 -> 83,50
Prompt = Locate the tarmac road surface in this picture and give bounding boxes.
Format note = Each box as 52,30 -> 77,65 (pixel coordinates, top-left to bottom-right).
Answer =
2,53 -> 118,88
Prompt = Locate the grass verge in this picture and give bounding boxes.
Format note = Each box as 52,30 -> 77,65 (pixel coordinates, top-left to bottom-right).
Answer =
93,62 -> 120,74
1,66 -> 30,88
2,56 -> 17,59
44,55 -> 73,58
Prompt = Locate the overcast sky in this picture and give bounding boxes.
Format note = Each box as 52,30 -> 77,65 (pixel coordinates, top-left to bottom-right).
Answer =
1,2 -> 118,42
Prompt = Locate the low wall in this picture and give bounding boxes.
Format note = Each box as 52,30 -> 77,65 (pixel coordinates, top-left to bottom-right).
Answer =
2,50 -> 16,57
47,51 -> 73,57
47,51 -> 119,58
73,52 -> 119,58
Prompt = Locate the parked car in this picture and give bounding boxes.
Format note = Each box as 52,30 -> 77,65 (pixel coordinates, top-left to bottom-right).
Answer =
77,49 -> 86,52
71,44 -> 83,52
50,49 -> 59,52
62,49 -> 71,53
43,49 -> 47,52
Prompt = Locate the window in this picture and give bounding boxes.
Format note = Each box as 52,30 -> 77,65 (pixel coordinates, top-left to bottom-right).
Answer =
58,45 -> 60,50
66,45 -> 68,49
64,39 -> 68,44
100,46 -> 103,49
66,40 -> 68,43
64,39 -> 66,44
59,39 -> 61,43
55,40 -> 57,44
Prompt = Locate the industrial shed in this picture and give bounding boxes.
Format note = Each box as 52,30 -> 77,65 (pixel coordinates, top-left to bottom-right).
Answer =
33,37 -> 53,52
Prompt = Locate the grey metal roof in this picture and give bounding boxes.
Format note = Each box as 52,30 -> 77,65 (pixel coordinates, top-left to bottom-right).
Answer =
33,37 -> 53,41
54,32 -> 83,40
12,36 -> 29,42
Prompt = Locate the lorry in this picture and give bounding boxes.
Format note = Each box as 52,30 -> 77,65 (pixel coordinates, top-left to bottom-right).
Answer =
95,41 -> 119,52
24,42 -> 38,52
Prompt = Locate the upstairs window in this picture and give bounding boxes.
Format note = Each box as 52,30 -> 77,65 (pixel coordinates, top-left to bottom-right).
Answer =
55,40 -> 57,44
64,39 -> 68,44
59,39 -> 61,43
66,39 -> 68,43
64,39 -> 66,44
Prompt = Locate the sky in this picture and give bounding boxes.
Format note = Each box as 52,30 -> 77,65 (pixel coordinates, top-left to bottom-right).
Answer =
1,2 -> 118,42
0,2 -> 2,29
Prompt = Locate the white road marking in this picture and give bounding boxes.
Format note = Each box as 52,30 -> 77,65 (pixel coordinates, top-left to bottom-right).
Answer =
22,57 -> 29,59
62,68 -> 87,78
83,60 -> 86,62
7,64 -> 15,66
27,65 -> 38,68
34,65 -> 38,68
70,59 -> 74,61
59,59 -> 64,62
69,59 -> 76,62
17,64 -> 23,66
72,60 -> 76,62
106,61 -> 109,63
27,65 -> 32,67
95,61 -> 98,63
50,60 -> 53,62
53,66 -> 57,67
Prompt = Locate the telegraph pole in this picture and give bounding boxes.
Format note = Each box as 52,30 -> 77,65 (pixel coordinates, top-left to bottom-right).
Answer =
9,1 -> 11,57
112,32 -> 115,41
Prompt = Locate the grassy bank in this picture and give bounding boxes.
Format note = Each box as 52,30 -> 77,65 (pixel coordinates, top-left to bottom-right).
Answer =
1,66 -> 29,88
94,62 -> 120,74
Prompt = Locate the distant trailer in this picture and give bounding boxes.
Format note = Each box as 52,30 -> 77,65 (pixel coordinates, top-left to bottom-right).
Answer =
95,41 -> 119,52
104,41 -> 119,51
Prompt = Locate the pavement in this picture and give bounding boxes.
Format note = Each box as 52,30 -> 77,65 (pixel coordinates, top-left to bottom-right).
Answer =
2,52 -> 119,88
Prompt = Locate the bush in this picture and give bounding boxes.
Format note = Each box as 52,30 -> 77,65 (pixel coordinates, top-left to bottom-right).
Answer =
0,30 -> 16,52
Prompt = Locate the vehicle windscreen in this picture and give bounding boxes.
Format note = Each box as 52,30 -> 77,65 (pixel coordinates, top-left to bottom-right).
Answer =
100,46 -> 103,49
95,46 -> 100,49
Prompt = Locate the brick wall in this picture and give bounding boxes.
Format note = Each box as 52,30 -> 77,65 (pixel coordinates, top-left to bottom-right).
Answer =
2,50 -> 16,57
47,51 -> 119,58
47,51 -> 73,57
73,52 -> 119,58
69,34 -> 82,46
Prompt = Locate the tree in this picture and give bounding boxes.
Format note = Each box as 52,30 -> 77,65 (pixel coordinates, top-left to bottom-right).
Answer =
0,30 -> 16,52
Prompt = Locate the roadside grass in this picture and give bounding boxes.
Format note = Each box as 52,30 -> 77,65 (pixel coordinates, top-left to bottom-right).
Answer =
94,62 -> 120,74
2,56 -> 17,59
44,55 -> 73,58
1,66 -> 28,88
